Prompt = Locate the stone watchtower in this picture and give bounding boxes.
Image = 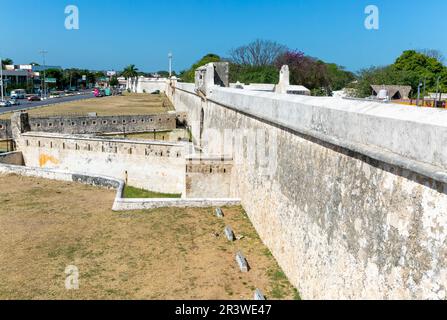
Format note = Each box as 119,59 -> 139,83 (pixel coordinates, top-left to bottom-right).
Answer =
195,62 -> 229,96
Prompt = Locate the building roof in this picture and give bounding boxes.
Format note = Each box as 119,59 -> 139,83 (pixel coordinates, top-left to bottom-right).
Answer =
1,69 -> 30,76
371,85 -> 412,99
287,85 -> 311,93
32,65 -> 62,72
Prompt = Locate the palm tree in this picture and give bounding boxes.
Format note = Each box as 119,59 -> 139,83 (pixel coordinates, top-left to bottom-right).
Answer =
121,64 -> 139,79
1,58 -> 13,69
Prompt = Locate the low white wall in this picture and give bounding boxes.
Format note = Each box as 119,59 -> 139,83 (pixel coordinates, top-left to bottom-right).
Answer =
113,198 -> 241,211
128,77 -> 168,93
0,162 -> 241,211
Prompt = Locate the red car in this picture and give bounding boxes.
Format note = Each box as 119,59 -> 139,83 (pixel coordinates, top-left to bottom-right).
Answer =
28,96 -> 41,101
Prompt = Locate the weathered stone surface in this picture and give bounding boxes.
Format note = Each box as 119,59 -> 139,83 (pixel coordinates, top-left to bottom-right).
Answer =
236,251 -> 249,273
254,289 -> 266,300
17,131 -> 187,194
224,226 -> 235,241
27,113 -> 176,135
215,208 -> 224,218
167,80 -> 447,300
0,119 -> 12,139
185,157 -> 233,198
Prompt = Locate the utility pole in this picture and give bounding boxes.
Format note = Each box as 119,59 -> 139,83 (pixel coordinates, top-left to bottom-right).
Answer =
0,56 -> 4,102
39,50 -> 48,99
168,52 -> 173,77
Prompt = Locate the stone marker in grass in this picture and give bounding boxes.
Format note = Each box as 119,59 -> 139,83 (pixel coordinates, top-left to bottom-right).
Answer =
254,289 -> 266,300
235,251 -> 249,272
215,208 -> 224,218
224,226 -> 235,241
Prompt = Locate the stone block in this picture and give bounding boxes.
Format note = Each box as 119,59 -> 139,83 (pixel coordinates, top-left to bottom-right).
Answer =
215,208 -> 224,218
254,289 -> 266,301
224,226 -> 235,241
235,251 -> 249,272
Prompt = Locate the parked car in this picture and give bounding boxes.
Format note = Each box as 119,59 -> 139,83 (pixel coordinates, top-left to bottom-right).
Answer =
28,95 -> 41,101
9,99 -> 20,106
0,100 -> 11,107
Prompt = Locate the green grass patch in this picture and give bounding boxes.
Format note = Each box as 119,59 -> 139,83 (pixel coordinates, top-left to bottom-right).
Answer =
123,185 -> 181,199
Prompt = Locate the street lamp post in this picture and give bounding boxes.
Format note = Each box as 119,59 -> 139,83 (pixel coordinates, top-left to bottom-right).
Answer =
0,56 -> 4,102
422,78 -> 426,107
435,76 -> 441,108
416,81 -> 423,107
168,52 -> 173,78
39,50 -> 48,99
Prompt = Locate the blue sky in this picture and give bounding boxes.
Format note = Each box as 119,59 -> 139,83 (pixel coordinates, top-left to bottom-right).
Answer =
1,0 -> 446,73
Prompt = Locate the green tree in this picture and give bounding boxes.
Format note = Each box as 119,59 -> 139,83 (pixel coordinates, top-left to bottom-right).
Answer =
394,50 -> 446,92
155,70 -> 174,78
179,54 -> 221,83
325,63 -> 356,91
44,68 -> 64,90
121,65 -> 139,79
63,69 -> 82,89
355,50 -> 447,98
275,51 -> 331,94
110,76 -> 119,86
229,64 -> 279,84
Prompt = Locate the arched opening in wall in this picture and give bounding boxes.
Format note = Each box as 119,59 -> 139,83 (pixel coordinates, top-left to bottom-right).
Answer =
200,108 -> 204,143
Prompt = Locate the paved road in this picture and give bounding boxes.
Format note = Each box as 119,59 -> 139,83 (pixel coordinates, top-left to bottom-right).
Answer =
0,92 -> 95,115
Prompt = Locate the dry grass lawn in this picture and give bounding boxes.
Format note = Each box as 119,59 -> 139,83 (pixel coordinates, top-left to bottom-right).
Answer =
0,93 -> 174,120
0,174 -> 298,300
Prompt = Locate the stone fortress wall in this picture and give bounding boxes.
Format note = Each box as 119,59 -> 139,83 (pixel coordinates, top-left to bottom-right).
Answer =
2,113 -> 178,139
185,156 -> 234,198
6,111 -> 236,198
27,113 -> 177,135
4,62 -> 447,299
166,63 -> 447,300
16,131 -> 187,194
0,119 -> 12,139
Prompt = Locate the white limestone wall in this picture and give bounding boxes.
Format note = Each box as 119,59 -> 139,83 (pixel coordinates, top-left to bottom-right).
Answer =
17,132 -> 186,195
209,87 -> 447,173
168,83 -> 447,300
128,77 -> 168,93
0,162 -> 241,211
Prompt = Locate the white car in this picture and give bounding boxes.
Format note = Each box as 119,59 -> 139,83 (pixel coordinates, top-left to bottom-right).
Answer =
0,100 -> 11,107
9,99 -> 20,106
